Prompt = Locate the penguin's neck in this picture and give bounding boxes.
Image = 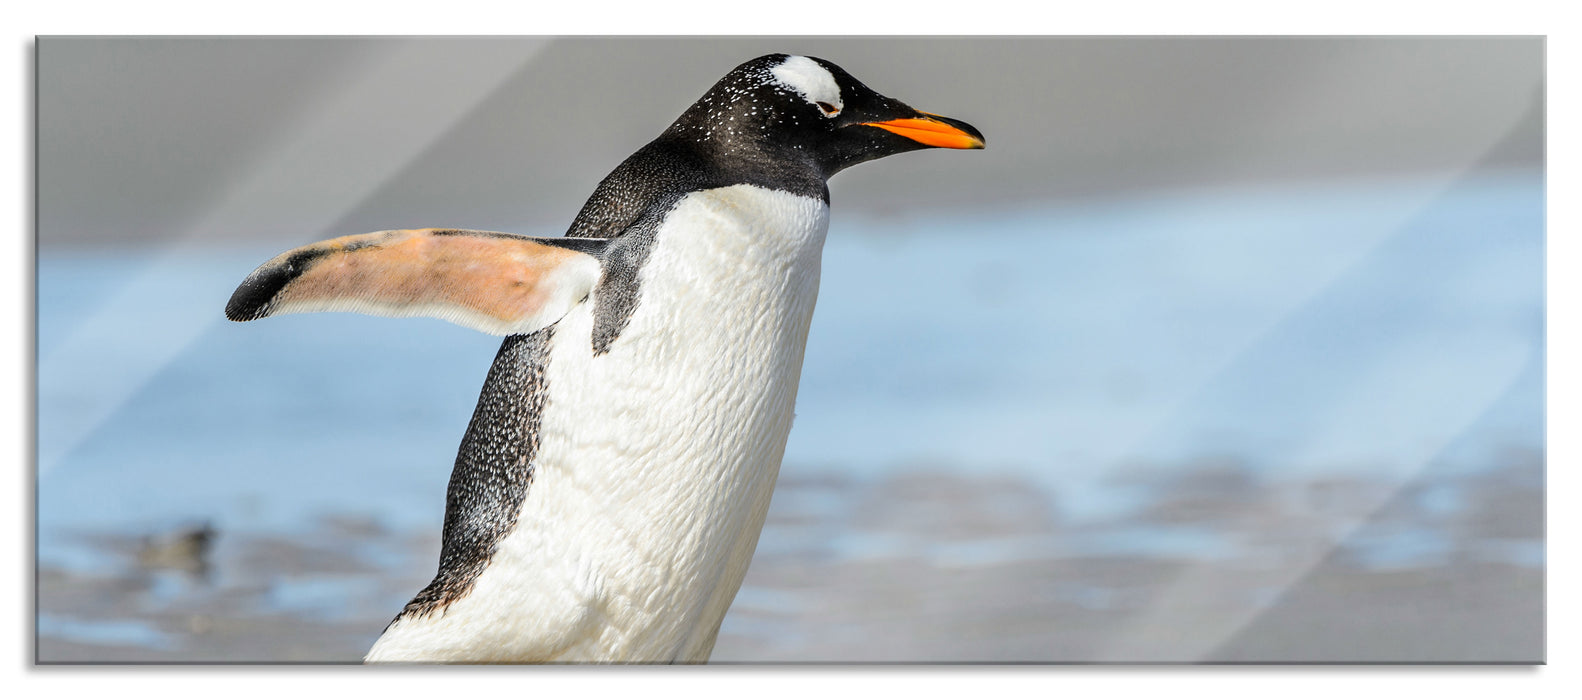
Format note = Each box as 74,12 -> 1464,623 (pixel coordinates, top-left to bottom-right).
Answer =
370,184 -> 830,663
566,138 -> 827,240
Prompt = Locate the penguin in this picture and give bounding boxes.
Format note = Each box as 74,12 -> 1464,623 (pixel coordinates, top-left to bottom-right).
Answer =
225,54 -> 983,663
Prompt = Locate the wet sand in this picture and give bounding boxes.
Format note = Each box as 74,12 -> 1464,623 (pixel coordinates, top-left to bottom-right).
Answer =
37,453 -> 1543,664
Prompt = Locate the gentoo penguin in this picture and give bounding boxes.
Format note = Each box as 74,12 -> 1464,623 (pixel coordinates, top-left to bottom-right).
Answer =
226,54 -> 983,663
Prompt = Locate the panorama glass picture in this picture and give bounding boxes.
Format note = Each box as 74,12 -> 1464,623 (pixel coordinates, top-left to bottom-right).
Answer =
36,37 -> 1543,663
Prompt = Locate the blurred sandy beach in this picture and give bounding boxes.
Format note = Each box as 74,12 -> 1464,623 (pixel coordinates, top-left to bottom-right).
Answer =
39,452 -> 1541,663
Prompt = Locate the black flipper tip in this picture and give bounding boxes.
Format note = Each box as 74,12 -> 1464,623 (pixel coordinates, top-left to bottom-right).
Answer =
224,248 -> 325,322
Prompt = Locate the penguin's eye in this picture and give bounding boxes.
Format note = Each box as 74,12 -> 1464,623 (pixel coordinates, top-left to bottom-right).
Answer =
815,101 -> 840,116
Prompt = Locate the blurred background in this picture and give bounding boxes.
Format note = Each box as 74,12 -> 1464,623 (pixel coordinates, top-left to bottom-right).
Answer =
36,37 -> 1543,662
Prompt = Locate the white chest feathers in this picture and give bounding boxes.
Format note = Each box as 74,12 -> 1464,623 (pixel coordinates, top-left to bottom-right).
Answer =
367,185 -> 830,663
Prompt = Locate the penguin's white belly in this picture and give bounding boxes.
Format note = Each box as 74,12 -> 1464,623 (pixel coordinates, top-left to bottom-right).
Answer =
367,184 -> 829,663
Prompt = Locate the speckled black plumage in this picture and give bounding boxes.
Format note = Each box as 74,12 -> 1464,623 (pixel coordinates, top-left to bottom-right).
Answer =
393,329 -> 552,623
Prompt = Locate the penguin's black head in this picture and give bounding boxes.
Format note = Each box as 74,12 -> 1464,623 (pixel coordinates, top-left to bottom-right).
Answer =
662,54 -> 984,180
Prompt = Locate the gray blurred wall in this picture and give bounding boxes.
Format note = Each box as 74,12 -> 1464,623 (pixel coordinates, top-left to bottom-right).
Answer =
37,37 -> 1542,250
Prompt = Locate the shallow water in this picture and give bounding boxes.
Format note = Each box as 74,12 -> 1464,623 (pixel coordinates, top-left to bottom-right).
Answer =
36,459 -> 1543,662
35,169 -> 1545,662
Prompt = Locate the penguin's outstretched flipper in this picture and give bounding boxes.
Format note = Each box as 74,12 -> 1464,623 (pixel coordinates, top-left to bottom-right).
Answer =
225,228 -> 607,336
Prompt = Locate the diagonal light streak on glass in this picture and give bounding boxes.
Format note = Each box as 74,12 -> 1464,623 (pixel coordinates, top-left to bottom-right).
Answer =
1062,176 -> 1462,480
1090,72 -> 1542,660
1095,338 -> 1532,662
1068,47 -> 1534,486
38,39 -> 549,478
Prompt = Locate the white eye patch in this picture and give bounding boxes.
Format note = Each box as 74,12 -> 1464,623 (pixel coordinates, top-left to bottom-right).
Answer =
769,55 -> 843,117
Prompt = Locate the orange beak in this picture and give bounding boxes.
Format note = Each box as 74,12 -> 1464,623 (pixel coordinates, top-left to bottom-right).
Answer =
862,114 -> 985,150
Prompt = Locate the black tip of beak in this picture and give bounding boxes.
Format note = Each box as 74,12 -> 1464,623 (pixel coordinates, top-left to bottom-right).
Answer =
927,113 -> 985,149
